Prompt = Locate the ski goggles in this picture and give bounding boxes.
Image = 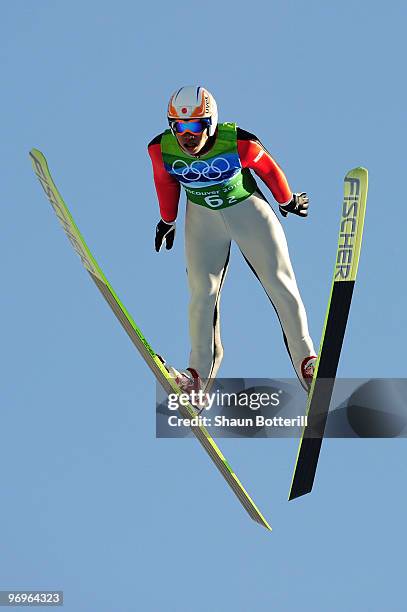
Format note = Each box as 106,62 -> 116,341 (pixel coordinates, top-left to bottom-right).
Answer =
170,118 -> 211,135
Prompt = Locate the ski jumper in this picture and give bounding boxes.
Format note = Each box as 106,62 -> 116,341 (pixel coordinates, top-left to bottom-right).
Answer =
148,123 -> 316,382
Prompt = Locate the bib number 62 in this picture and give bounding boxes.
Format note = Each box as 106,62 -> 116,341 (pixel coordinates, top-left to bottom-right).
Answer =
203,195 -> 237,208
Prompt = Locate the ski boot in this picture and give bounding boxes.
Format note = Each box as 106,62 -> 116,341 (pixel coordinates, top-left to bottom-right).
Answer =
156,355 -> 206,412
300,355 -> 318,392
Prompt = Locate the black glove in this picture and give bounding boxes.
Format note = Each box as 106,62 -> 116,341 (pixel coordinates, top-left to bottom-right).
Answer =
279,192 -> 309,218
155,220 -> 176,252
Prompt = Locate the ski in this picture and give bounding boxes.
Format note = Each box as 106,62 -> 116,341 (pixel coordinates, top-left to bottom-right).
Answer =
29,149 -> 271,530
289,167 -> 368,500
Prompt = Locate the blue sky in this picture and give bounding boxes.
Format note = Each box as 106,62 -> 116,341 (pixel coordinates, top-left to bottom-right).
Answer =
1,1 -> 406,610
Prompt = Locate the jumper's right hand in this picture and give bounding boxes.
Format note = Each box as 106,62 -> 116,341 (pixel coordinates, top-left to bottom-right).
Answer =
155,219 -> 176,252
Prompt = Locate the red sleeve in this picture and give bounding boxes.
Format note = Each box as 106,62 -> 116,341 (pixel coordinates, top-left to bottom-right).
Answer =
237,139 -> 292,205
148,142 -> 181,223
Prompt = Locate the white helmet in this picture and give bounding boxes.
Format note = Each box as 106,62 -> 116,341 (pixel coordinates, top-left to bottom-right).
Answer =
167,86 -> 218,137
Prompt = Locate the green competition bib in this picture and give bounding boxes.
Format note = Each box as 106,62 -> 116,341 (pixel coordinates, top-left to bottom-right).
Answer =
161,122 -> 257,210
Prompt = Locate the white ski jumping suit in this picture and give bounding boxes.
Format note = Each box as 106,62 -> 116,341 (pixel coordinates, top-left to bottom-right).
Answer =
148,123 -> 316,383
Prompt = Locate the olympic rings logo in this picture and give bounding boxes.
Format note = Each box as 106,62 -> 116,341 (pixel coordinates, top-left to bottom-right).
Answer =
171,157 -> 231,181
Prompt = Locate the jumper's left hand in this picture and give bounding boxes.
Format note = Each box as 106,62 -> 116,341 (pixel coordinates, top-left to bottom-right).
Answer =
279,192 -> 309,218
